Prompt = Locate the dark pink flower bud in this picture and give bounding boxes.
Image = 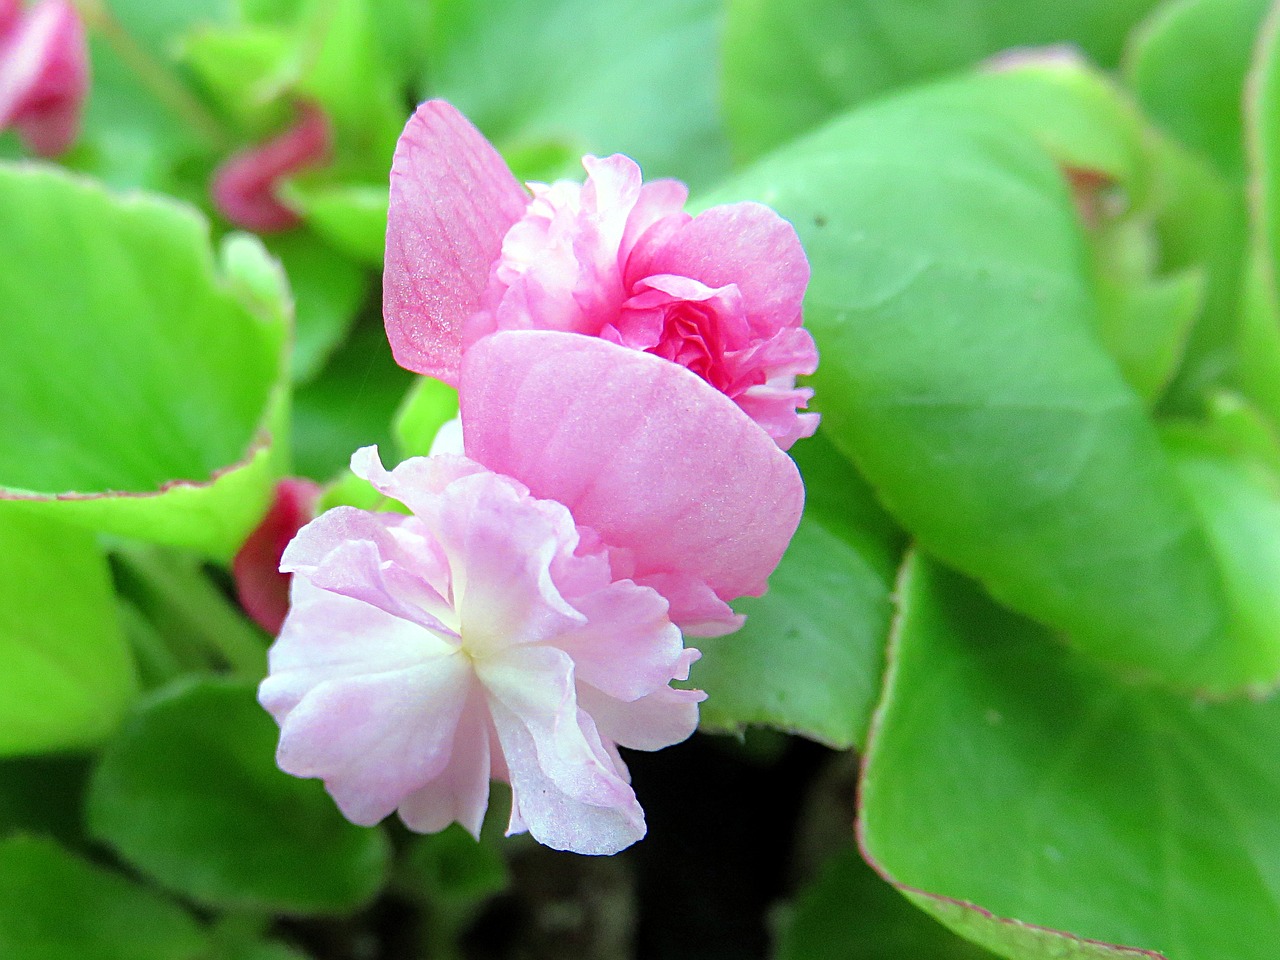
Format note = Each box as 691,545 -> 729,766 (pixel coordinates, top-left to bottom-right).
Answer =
233,478 -> 321,634
0,0 -> 89,158
211,102 -> 332,233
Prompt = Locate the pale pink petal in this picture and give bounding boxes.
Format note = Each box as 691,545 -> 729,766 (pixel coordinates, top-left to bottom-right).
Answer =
273,656 -> 472,825
577,683 -> 704,752
635,572 -> 744,637
643,202 -> 809,332
260,578 -> 455,718
0,0 -> 87,157
350,445 -> 488,516
428,414 -> 465,457
483,645 -> 644,855
426,471 -> 585,655
280,506 -> 457,634
461,331 -> 805,615
397,687 -> 492,839
552,579 -> 684,701
210,102 -> 331,232
384,100 -> 529,383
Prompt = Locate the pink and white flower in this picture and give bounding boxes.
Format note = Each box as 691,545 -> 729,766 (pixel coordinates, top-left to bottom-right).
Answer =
259,333 -> 806,853
0,0 -> 87,158
384,100 -> 819,450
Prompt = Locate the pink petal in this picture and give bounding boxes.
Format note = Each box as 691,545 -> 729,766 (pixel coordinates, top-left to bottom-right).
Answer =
643,202 -> 809,332
384,100 -> 529,383
0,0 -> 88,158
577,682 -> 705,752
280,506 -> 458,636
482,645 -> 645,855
233,478 -> 319,634
397,687 -> 492,839
260,578 -> 456,719
210,102 -> 331,232
552,579 -> 686,701
460,331 -> 805,617
274,656 -> 473,825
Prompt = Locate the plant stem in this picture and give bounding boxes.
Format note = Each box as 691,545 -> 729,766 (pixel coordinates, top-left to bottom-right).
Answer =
113,545 -> 268,680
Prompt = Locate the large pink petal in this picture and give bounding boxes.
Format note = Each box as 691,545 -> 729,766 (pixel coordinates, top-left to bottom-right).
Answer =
461,331 -> 805,607
384,100 -> 529,383
644,202 -> 809,331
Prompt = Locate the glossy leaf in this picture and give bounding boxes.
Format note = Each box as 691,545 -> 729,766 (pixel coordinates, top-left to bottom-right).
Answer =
0,835 -> 209,960
723,0 -> 1164,162
0,166 -> 288,559
87,676 -> 390,914
0,508 -> 136,755
705,80 -> 1279,692
860,554 -> 1280,959
777,846 -> 996,960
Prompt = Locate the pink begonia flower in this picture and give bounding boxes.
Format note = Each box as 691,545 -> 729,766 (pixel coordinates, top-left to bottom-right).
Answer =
0,0 -> 88,158
211,102 -> 331,233
233,477 -> 320,634
260,333 -> 805,853
384,100 -> 819,450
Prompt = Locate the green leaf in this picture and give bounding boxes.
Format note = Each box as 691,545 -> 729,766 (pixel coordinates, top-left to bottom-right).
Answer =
87,676 -> 390,914
861,553 -> 1280,960
693,433 -> 901,749
0,756 -> 89,844
0,835 -> 209,960
0,508 -> 136,755
263,231 -> 370,382
723,0 -> 1165,162
426,0 -> 730,190
1126,0 -> 1271,179
706,81 -> 1279,693
400,824 -> 510,907
777,847 -> 996,960
0,167 -> 288,559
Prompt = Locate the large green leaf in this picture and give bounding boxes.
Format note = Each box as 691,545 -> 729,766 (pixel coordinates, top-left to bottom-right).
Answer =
1125,0 -> 1270,180
426,0 -> 730,190
777,846 -> 996,960
0,835 -> 209,960
87,677 -> 390,914
0,509 -> 136,755
704,78 -> 1280,694
693,432 -> 902,749
860,553 -> 1280,960
723,0 -> 1165,162
0,166 -> 288,559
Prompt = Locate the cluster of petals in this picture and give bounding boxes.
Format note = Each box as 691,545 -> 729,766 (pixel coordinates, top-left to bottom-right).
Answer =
384,100 -> 819,449
0,0 -> 87,158
260,332 -> 805,854
211,101 -> 331,233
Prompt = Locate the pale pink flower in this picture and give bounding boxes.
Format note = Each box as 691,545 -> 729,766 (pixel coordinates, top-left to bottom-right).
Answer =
233,477 -> 320,634
384,100 -> 820,449
211,102 -> 331,233
260,333 -> 805,852
0,0 -> 88,158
